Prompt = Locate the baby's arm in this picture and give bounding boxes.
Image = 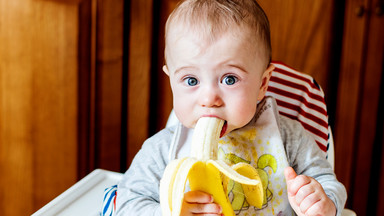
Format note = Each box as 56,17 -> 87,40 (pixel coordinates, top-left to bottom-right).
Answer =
280,116 -> 347,215
116,129 -> 174,216
181,191 -> 223,216
284,167 -> 336,216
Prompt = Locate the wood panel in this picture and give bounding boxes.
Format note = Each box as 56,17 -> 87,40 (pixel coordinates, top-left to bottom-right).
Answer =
0,0 -> 79,214
77,0 -> 125,174
334,0 -> 369,199
335,0 -> 384,214
350,0 -> 384,213
126,0 -> 154,166
77,0 -> 97,178
94,0 -> 124,171
259,0 -> 334,97
151,0 -> 177,133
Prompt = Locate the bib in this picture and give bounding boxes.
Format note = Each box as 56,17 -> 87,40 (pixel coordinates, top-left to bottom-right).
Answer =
218,97 -> 293,216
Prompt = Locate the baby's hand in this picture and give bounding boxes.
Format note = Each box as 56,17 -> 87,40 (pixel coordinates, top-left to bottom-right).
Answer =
284,167 -> 336,216
181,190 -> 223,216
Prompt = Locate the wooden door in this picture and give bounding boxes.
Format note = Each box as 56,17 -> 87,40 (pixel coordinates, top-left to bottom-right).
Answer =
334,0 -> 384,214
0,0 -> 81,214
0,0 -> 127,214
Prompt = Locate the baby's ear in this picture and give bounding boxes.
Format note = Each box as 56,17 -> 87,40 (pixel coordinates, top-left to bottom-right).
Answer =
163,65 -> 170,76
257,64 -> 275,101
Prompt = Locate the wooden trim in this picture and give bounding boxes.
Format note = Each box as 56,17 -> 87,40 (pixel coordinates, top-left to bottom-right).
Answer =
77,0 -> 97,179
150,0 -> 175,134
46,0 -> 83,4
334,0 -> 369,200
126,0 -> 154,166
94,0 -> 124,171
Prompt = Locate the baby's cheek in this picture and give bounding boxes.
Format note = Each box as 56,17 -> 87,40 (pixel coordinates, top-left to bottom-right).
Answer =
234,103 -> 257,124
174,105 -> 195,128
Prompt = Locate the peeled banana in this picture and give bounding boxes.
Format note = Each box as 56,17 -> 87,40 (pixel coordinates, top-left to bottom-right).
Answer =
160,117 -> 264,215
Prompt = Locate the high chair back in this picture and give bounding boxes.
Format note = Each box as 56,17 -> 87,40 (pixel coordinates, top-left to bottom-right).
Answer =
265,62 -> 330,155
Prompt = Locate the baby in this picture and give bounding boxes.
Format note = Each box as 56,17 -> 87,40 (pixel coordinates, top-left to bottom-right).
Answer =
116,0 -> 347,215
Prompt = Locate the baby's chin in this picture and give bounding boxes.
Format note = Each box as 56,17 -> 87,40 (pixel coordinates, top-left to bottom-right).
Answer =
180,120 -> 196,130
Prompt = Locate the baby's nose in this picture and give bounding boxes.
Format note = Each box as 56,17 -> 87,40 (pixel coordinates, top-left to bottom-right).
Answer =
198,87 -> 223,108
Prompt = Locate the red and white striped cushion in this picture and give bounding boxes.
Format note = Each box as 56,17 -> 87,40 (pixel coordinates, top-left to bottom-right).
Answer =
266,62 -> 329,155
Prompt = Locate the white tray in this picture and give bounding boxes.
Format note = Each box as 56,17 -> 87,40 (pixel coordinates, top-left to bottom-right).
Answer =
32,169 -> 123,216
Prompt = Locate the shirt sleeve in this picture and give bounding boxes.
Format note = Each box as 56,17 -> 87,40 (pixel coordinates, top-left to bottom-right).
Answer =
115,128 -> 174,216
279,116 -> 347,216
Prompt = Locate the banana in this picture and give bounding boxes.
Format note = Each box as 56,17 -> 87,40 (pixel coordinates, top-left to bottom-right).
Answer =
160,117 -> 263,215
232,163 -> 264,209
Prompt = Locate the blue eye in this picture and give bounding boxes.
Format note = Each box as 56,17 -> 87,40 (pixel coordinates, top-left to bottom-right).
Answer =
223,75 -> 237,85
185,77 -> 199,86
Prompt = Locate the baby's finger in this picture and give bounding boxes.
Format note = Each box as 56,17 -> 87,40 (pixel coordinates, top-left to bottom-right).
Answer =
305,196 -> 337,216
295,183 -> 316,204
284,167 -> 298,196
287,175 -> 311,196
284,166 -> 297,181
184,190 -> 213,203
188,202 -> 222,215
298,192 -> 321,214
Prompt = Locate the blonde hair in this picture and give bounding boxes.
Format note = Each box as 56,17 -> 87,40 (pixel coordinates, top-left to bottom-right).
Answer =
165,0 -> 271,66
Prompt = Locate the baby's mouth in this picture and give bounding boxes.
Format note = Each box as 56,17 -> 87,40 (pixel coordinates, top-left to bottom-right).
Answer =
220,121 -> 227,138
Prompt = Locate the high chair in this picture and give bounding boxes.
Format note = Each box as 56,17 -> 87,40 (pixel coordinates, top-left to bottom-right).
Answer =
32,62 -> 356,216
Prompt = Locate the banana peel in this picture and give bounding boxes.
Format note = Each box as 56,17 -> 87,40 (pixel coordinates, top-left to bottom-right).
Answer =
232,163 -> 264,209
160,117 -> 264,215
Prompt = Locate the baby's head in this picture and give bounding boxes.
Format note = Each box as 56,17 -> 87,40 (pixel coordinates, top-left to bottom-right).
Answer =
163,0 -> 275,135
165,0 -> 271,68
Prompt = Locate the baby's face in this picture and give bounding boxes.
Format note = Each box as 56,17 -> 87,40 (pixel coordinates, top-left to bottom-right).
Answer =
164,29 -> 272,136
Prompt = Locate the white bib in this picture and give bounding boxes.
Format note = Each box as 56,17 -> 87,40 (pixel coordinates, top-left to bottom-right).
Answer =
217,97 -> 293,216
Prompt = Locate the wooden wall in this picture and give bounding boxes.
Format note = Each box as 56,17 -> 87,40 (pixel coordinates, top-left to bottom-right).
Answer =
0,0 -> 80,214
334,0 -> 384,214
0,0 -> 383,215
